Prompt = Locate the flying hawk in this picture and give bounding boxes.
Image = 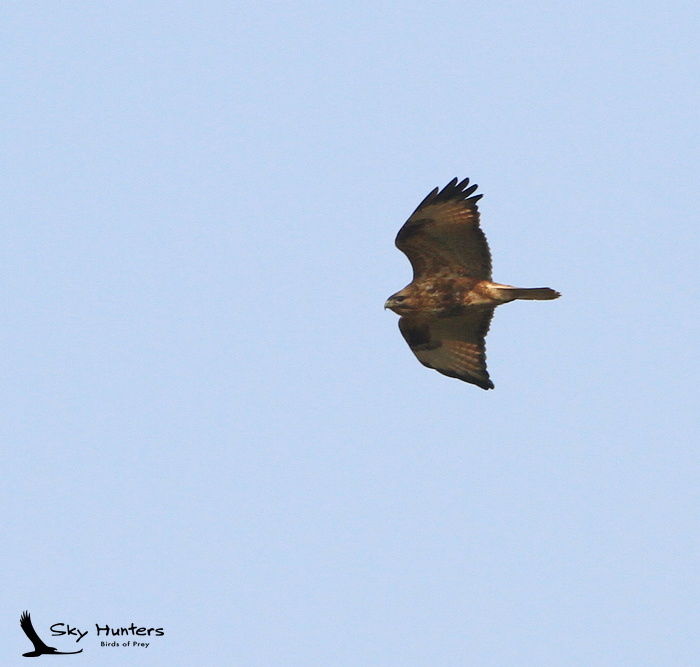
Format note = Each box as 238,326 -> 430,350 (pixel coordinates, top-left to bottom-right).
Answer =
20,611 -> 83,657
385,178 -> 560,389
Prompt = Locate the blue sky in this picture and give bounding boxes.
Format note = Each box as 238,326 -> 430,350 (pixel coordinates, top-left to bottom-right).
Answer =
1,2 -> 699,665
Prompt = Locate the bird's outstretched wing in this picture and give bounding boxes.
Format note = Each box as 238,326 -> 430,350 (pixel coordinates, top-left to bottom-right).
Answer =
398,309 -> 495,389
20,611 -> 52,651
395,178 -> 492,281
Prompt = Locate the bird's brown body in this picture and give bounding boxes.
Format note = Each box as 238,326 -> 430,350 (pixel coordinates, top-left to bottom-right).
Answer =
387,277 -> 518,315
386,178 -> 560,389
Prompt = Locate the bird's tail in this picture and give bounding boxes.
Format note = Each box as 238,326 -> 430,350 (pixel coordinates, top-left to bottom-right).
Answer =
494,286 -> 561,301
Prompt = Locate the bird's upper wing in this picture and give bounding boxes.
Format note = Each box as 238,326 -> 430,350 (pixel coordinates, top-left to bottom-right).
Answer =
395,178 -> 492,281
398,309 -> 495,389
20,612 -> 50,651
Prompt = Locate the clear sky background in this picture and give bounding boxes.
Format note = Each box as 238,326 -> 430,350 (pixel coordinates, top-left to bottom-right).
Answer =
1,2 -> 698,665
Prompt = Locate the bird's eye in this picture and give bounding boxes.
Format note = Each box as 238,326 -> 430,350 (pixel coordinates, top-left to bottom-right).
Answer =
394,296 -> 406,302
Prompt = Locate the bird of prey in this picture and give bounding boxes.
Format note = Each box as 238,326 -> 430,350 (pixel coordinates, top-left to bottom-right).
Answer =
20,611 -> 83,657
385,178 -> 560,389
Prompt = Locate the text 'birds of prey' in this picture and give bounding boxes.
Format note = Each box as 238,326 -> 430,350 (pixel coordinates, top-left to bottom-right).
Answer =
385,178 -> 560,389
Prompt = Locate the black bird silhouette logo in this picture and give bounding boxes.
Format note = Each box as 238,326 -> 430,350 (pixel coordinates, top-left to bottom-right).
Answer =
20,612 -> 83,657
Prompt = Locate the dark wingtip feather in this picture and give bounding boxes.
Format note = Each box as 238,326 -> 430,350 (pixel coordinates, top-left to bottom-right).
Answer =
438,368 -> 494,390
431,178 -> 482,207
412,186 -> 439,211
409,177 -> 483,217
461,374 -> 494,390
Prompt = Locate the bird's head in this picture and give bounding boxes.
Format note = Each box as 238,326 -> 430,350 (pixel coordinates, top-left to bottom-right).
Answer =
384,288 -> 417,314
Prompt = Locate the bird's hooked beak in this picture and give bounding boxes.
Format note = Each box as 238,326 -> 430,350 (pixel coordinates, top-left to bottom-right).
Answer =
384,296 -> 399,310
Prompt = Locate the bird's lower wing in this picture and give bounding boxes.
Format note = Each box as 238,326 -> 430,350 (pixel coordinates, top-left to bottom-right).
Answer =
399,310 -> 495,389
